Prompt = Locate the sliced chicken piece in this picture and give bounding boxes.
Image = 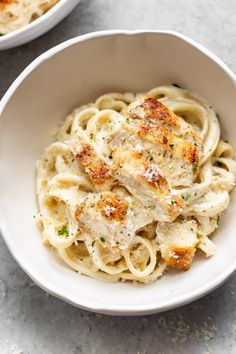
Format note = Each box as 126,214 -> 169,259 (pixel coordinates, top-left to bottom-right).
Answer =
69,137 -> 114,191
75,192 -> 138,249
111,146 -> 185,222
129,97 -> 201,143
111,186 -> 154,230
122,97 -> 203,186
156,219 -> 198,270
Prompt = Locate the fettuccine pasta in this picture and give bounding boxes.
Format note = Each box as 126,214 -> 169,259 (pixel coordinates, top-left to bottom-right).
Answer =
0,0 -> 59,35
36,85 -> 236,283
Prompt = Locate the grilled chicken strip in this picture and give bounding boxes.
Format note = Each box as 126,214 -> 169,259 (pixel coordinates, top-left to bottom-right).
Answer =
75,191 -> 153,249
122,97 -> 203,187
111,146 -> 185,222
156,219 -> 198,270
69,136 -> 114,191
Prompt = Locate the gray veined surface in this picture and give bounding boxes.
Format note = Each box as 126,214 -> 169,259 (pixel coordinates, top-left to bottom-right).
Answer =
0,0 -> 236,353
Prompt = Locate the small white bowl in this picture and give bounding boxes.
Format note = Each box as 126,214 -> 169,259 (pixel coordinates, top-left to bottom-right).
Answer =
0,0 -> 80,50
0,30 -> 236,315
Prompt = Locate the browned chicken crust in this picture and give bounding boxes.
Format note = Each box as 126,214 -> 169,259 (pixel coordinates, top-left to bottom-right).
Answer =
96,192 -> 128,222
0,0 -> 13,8
75,142 -> 114,191
167,247 -> 196,271
133,97 -> 180,128
128,97 -> 201,167
0,0 -> 14,3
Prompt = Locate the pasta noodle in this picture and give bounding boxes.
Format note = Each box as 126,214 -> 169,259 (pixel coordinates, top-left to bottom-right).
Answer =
36,85 -> 236,283
0,0 -> 59,35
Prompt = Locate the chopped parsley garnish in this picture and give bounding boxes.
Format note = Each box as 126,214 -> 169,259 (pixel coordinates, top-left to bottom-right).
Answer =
194,142 -> 198,147
57,225 -> 69,237
217,215 -> 220,225
126,118 -> 130,124
33,215 -> 36,218
91,240 -> 95,247
116,241 -> 120,245
149,156 -> 153,161
108,152 -> 113,160
190,227 -> 194,232
170,199 -> 176,205
100,237 -> 105,243
223,139 -> 229,143
172,83 -> 181,88
90,133 -> 94,140
182,193 -> 191,201
169,144 -> 174,148
192,162 -> 198,172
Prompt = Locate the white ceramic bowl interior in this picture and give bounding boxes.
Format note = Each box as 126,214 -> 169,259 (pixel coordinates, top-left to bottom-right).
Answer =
0,0 -> 80,50
0,31 -> 236,315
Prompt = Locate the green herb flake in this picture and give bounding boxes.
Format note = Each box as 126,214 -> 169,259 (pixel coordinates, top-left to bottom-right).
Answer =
108,152 -> 113,160
57,225 -> 69,237
91,240 -> 95,247
217,215 -> 220,225
149,156 -> 153,161
90,133 -> 94,140
192,162 -> 198,172
182,193 -> 191,201
170,199 -> 176,205
169,144 -> 174,148
190,227 -> 194,232
126,118 -> 130,124
100,236 -> 105,243
223,139 -> 229,143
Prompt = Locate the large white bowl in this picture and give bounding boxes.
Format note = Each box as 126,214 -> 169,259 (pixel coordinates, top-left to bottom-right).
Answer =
0,30 -> 236,315
0,0 -> 80,50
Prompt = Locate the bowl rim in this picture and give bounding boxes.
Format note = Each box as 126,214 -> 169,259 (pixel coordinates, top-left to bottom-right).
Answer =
0,0 -> 75,45
0,30 -> 236,315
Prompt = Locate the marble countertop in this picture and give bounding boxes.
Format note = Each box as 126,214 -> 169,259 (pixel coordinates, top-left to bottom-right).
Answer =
0,1 -> 236,353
